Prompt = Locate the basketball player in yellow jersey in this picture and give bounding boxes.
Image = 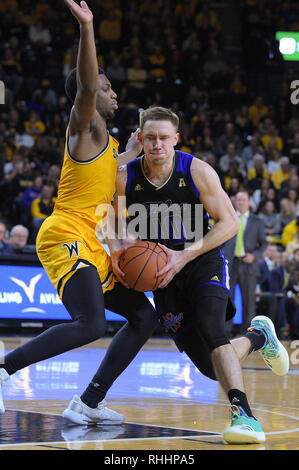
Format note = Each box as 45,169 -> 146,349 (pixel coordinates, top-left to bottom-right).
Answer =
0,0 -> 158,424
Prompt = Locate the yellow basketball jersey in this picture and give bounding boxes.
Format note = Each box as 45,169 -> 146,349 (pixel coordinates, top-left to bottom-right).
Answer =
36,127 -> 119,297
54,127 -> 119,233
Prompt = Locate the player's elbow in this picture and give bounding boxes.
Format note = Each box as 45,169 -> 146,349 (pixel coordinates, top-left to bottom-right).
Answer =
231,214 -> 239,236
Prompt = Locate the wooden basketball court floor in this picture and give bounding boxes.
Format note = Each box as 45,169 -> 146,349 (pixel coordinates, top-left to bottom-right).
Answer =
0,335 -> 298,451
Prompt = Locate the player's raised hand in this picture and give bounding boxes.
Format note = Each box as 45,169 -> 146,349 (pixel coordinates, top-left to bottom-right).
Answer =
64,0 -> 93,24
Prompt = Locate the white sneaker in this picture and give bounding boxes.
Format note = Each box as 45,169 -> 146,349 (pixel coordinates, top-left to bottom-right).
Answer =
62,395 -> 125,425
0,368 -> 10,414
248,315 -> 289,376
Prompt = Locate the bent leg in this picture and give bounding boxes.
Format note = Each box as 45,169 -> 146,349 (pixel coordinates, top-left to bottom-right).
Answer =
2,267 -> 106,375
80,283 -> 159,406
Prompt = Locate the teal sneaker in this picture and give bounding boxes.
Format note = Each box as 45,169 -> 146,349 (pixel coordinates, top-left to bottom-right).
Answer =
223,405 -> 265,444
248,315 -> 289,376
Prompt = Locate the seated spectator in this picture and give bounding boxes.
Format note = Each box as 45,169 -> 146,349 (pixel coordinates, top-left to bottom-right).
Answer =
248,96 -> 269,126
202,47 -> 225,80
281,212 -> 299,248
12,160 -> 35,197
224,161 -> 245,192
289,131 -> 299,165
14,122 -> 35,149
219,142 -> 244,175
28,19 -> 52,47
271,157 -> 291,190
32,80 -> 57,110
24,111 -> 46,140
63,44 -> 78,78
255,186 -> 279,214
261,123 -> 283,152
258,251 -> 291,336
98,10 -> 121,45
0,220 -> 14,254
148,46 -> 167,80
46,165 -> 61,196
286,228 -> 299,256
267,148 -> 282,176
258,200 -> 281,237
20,174 -> 43,221
127,58 -> 148,98
259,244 -> 280,283
3,151 -> 24,185
226,177 -> 243,198
241,133 -> 265,170
217,122 -> 242,155
235,105 -> 252,134
9,224 -> 29,249
287,188 -> 299,214
247,154 -> 269,191
105,57 -> 127,90
279,198 -> 296,231
250,178 -> 272,213
197,126 -> 216,154
194,0 -> 222,32
0,46 -> 23,96
203,152 -> 225,188
31,183 -> 57,239
280,170 -> 299,199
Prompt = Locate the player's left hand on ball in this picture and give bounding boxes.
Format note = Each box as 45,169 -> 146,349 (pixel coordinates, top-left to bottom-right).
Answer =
154,244 -> 187,289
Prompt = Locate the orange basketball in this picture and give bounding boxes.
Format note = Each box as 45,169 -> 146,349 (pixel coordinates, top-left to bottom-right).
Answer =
119,241 -> 168,292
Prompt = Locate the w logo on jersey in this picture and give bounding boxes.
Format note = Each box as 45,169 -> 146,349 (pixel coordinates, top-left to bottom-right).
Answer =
62,241 -> 82,259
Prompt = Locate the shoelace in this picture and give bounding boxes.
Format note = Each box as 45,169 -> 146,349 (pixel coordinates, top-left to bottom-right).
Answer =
230,405 -> 246,419
252,321 -> 278,358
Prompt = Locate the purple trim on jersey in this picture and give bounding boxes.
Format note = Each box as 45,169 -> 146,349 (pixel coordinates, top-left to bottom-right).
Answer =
126,157 -> 140,195
175,151 -> 199,199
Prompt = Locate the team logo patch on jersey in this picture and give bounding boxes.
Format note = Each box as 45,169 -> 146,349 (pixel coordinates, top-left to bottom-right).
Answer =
113,148 -> 118,160
62,241 -> 82,259
179,178 -> 186,187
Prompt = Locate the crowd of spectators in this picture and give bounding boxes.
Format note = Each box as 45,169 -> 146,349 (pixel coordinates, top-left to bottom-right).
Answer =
0,0 -> 298,337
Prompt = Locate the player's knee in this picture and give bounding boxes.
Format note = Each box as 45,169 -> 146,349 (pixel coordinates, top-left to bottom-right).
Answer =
128,305 -> 158,333
78,317 -> 106,342
197,321 -> 230,352
209,336 -> 231,352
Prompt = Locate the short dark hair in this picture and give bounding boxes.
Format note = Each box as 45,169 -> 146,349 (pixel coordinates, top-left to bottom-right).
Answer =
65,67 -> 105,103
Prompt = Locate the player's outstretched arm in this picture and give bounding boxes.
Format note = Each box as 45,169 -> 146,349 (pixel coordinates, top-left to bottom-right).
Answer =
64,0 -> 98,132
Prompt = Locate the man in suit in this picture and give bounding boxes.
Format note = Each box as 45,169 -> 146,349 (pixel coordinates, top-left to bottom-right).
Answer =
223,191 -> 267,334
259,252 -> 294,335
0,221 -> 15,255
258,243 -> 279,285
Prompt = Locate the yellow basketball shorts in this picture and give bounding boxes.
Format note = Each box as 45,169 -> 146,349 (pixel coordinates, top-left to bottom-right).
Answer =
36,214 -> 116,299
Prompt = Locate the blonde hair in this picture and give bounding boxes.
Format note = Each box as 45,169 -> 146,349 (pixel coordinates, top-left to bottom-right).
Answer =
139,106 -> 179,132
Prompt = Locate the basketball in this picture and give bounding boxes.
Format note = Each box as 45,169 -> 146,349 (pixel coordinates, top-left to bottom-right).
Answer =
119,241 -> 168,292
